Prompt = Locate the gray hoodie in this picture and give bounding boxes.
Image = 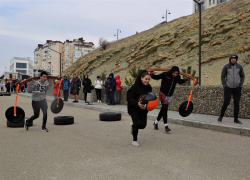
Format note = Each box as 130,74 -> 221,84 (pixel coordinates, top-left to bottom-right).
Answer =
27,80 -> 50,101
221,53 -> 245,88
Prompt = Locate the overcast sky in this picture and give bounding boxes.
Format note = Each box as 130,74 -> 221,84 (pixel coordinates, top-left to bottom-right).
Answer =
0,0 -> 193,75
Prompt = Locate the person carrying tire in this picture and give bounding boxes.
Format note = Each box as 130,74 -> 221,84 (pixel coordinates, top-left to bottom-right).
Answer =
127,70 -> 152,147
218,53 -> 245,124
24,71 -> 52,132
150,66 -> 190,132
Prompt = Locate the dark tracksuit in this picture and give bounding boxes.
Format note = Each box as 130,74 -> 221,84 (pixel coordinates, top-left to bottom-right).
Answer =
151,66 -> 187,124
127,70 -> 152,141
109,73 -> 116,105
220,53 -> 245,119
82,75 -> 92,102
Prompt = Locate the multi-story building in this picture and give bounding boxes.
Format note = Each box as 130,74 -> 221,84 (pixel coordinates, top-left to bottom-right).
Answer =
193,0 -> 230,13
34,37 -> 94,76
9,57 -> 33,77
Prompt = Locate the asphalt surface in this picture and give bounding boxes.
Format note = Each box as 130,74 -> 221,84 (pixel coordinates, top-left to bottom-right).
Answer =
1,95 -> 250,180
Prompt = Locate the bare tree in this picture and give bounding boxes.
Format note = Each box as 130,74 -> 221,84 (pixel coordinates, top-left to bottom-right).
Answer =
99,38 -> 109,50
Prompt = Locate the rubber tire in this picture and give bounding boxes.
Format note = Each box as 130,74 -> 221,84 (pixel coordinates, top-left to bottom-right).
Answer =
99,112 -> 122,121
1,92 -> 11,96
54,116 -> 74,125
7,118 -> 33,128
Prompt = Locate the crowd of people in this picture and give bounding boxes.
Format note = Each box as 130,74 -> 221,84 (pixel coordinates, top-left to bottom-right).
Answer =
57,73 -> 122,105
1,79 -> 28,93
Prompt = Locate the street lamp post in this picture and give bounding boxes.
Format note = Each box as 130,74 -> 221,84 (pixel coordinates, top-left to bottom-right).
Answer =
48,47 -> 62,77
162,9 -> 171,22
193,0 -> 201,86
114,29 -> 121,40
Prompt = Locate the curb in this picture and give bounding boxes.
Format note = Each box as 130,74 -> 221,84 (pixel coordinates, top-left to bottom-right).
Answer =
18,94 -> 250,137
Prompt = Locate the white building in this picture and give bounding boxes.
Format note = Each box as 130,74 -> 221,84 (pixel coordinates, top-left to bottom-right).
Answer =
10,57 -> 33,77
193,0 -> 230,13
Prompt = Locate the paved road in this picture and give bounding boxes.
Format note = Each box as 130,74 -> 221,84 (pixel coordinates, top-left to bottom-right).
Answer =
1,95 -> 250,180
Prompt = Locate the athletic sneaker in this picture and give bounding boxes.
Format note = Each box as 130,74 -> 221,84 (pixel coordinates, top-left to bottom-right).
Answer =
234,119 -> 242,124
24,118 -> 29,131
132,141 -> 139,147
165,126 -> 171,132
153,122 -> 158,130
218,116 -> 223,122
42,127 -> 49,132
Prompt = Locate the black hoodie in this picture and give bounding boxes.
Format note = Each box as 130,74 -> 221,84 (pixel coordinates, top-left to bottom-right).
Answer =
151,66 -> 186,96
109,73 -> 116,91
127,70 -> 152,115
82,74 -> 92,93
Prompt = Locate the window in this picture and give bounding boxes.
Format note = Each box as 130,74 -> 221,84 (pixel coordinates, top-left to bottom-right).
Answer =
16,63 -> 27,68
209,0 -> 211,5
213,0 -> 215,4
16,70 -> 27,75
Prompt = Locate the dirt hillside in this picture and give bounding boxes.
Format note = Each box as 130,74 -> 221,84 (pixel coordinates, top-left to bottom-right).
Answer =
63,0 -> 250,86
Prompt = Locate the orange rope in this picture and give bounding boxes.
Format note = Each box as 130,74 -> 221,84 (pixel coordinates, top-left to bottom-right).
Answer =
14,84 -> 20,116
57,79 -> 62,106
185,78 -> 197,109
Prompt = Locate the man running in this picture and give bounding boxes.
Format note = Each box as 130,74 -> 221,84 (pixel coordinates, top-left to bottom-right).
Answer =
25,71 -> 52,132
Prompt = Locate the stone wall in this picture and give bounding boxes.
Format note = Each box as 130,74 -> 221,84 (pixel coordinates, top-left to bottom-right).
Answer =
47,85 -> 250,119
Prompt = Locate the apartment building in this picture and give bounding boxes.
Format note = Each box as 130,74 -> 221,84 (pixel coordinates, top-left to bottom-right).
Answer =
193,0 -> 231,13
9,57 -> 33,77
34,38 -> 94,76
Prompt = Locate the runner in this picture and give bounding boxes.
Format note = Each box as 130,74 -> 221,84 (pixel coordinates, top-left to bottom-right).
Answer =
150,66 -> 190,132
24,71 -> 52,132
127,70 -> 152,147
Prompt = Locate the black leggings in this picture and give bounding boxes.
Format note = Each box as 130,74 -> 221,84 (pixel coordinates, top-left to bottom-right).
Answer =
220,87 -> 241,119
157,104 -> 169,124
131,112 -> 147,141
28,99 -> 48,128
95,89 -> 102,100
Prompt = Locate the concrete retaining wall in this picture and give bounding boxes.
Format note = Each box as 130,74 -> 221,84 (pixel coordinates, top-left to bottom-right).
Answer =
47,85 -> 250,119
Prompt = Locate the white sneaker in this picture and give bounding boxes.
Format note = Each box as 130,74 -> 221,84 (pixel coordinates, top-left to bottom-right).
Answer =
99,100 -> 101,103
132,141 -> 139,147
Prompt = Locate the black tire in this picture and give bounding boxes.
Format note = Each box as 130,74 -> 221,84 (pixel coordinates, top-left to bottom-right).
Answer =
54,116 -> 74,125
7,117 -> 33,128
1,92 -> 11,96
7,119 -> 24,128
99,112 -> 122,121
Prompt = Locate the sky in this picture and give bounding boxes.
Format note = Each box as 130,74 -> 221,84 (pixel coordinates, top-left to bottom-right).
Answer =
0,0 -> 193,75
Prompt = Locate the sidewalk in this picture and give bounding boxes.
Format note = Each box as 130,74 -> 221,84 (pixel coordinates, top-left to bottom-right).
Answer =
18,93 -> 250,137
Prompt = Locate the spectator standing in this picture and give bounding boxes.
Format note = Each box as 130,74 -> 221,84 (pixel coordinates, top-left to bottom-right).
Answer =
10,80 -> 13,92
53,80 -> 60,99
0,82 -> 4,91
61,75 -> 70,101
70,74 -> 81,103
94,76 -> 102,103
115,75 -> 122,104
218,53 -> 245,124
21,84 -> 25,92
104,75 -> 110,105
108,73 -> 116,105
24,81 -> 28,93
82,74 -> 92,103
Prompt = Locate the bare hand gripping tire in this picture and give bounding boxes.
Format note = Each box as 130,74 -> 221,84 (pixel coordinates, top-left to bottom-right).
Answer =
54,116 -> 74,125
99,112 -> 122,121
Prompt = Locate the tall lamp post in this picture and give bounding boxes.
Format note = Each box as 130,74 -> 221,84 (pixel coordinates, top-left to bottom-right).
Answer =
114,29 -> 121,40
162,9 -> 171,22
48,47 -> 62,77
193,0 -> 201,86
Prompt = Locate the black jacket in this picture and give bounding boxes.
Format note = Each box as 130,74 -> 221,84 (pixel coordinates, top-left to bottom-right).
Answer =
108,73 -> 116,91
151,66 -> 186,96
82,75 -> 92,93
127,70 -> 152,115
